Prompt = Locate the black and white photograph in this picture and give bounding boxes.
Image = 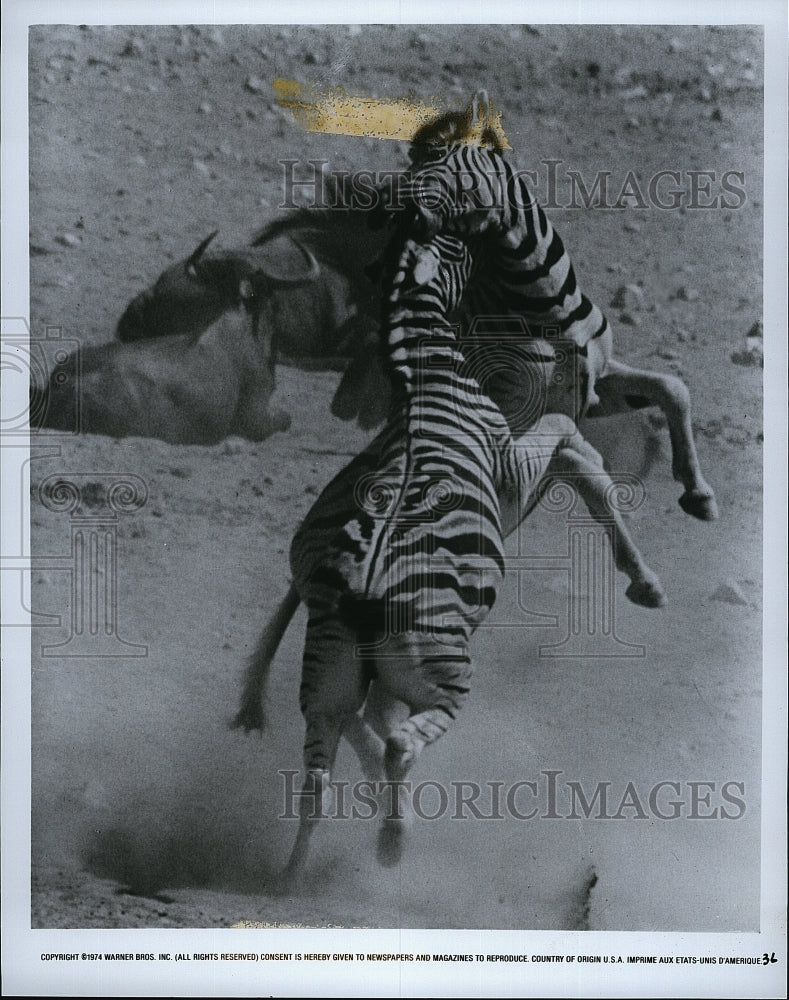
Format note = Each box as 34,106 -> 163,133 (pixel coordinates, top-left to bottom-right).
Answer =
2,0 -> 786,996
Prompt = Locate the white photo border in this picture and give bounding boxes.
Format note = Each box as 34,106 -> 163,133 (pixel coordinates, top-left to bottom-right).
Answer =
2,0 -> 786,996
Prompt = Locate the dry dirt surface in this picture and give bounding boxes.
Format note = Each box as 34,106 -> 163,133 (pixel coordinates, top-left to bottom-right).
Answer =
25,24 -> 763,931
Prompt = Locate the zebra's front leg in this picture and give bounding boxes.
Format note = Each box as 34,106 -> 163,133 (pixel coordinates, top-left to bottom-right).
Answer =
375,641 -> 473,867
506,415 -> 666,608
588,359 -> 718,521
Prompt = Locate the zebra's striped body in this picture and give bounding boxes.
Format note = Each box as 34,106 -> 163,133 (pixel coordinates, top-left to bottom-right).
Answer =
291,234 -> 525,648
273,231 -> 587,884
232,96 -> 710,889
397,92 -> 718,519
290,233 -> 531,782
411,156 -> 608,351
405,129 -> 614,427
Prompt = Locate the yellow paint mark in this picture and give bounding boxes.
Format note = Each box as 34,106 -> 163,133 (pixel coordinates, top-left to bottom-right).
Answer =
273,80 -> 510,149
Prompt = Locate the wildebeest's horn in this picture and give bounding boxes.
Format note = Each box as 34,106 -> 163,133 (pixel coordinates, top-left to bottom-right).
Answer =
186,230 -> 219,276
257,239 -> 320,286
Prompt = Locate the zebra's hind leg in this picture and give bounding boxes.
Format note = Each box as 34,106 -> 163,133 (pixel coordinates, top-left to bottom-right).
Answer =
275,617 -> 369,893
343,712 -> 385,782
544,431 -> 667,608
275,709 -> 360,895
588,359 -> 718,521
275,765 -> 337,895
342,682 -> 411,782
374,640 -> 473,867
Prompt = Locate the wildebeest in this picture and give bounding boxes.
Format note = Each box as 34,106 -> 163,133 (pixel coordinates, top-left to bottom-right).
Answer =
115,178 -> 393,430
30,247 -> 321,444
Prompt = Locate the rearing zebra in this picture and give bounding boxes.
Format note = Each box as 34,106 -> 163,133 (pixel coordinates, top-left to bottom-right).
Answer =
282,230 -> 519,883
393,90 -> 719,521
234,226 -> 665,888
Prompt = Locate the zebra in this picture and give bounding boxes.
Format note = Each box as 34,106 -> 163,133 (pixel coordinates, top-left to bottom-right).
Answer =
384,90 -> 719,522
234,226 -> 666,889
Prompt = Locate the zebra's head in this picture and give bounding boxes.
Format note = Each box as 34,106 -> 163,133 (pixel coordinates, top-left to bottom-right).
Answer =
398,91 -> 513,242
410,90 -> 508,158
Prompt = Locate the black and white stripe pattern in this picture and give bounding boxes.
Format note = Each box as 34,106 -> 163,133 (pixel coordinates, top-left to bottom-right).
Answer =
403,120 -> 609,430
292,233 -> 529,646
408,148 -> 609,355
397,93 -> 719,520
276,230 -> 569,883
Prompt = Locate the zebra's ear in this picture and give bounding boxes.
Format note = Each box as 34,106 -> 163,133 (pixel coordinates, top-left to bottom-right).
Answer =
471,90 -> 491,129
413,245 -> 440,286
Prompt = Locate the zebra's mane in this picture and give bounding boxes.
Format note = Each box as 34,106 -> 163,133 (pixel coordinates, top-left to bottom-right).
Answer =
410,89 -> 508,154
410,114 -> 507,154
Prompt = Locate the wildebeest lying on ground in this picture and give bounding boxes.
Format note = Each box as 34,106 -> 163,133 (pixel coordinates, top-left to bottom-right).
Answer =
30,245 -> 321,444
115,178 -> 393,431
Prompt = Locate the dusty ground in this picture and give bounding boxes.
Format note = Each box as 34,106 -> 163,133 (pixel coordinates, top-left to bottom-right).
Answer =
24,24 -> 763,931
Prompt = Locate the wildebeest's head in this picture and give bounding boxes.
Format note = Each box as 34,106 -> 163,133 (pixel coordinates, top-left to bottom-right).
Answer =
116,231 -> 320,342
113,178 -> 399,428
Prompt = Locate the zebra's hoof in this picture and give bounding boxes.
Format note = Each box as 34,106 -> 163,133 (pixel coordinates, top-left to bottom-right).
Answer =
626,577 -> 667,609
384,734 -> 414,781
377,822 -> 405,868
228,703 -> 265,733
679,490 -> 719,521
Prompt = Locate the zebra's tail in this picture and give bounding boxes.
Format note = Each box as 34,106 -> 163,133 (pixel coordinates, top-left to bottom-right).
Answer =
230,583 -> 301,733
